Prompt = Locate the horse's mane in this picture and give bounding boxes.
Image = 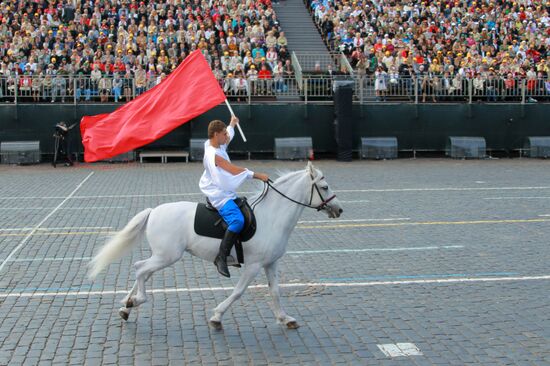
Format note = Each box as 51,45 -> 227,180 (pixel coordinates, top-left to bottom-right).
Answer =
247,169 -> 306,203
273,166 -> 324,185
272,169 -> 305,185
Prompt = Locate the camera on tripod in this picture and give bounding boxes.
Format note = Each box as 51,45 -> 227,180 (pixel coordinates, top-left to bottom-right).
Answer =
54,121 -> 69,139
52,121 -> 76,167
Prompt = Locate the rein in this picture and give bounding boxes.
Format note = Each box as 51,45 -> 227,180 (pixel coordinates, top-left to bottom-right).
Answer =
252,177 -> 336,212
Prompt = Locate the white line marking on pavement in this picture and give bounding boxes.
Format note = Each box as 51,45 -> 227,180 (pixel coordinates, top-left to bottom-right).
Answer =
2,274 -> 550,298
484,196 -> 550,200
539,215 -> 550,217
2,216 -> 546,237
287,245 -> 463,254
336,186 -> 550,193
297,218 -> 550,229
75,193 -> 206,199
338,200 -> 370,203
0,226 -> 113,232
2,185 -> 550,201
0,172 -> 95,274
378,343 -> 423,357
6,246 -> 456,262
297,218 -> 410,224
0,207 -> 125,210
8,257 -> 92,262
9,246 -> 460,262
0,193 -> 204,200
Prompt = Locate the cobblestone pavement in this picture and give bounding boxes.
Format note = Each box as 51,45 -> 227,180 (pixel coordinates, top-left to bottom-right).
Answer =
0,159 -> 549,365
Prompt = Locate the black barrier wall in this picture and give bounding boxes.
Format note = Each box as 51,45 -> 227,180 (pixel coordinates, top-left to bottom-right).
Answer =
0,104 -> 548,158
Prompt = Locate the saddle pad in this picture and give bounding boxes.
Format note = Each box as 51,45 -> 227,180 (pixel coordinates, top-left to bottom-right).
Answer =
194,203 -> 227,239
193,200 -> 256,242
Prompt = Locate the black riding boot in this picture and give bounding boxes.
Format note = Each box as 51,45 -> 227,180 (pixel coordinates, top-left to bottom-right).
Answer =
214,230 -> 239,278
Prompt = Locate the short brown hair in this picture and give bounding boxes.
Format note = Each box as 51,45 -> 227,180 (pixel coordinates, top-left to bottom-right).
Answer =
208,120 -> 226,138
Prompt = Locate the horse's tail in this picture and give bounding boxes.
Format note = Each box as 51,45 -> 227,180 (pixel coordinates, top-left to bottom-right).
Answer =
88,208 -> 153,280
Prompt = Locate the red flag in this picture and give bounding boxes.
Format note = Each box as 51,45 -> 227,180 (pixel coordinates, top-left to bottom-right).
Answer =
81,50 -> 226,162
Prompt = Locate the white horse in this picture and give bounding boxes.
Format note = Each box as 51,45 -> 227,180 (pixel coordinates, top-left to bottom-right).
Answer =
88,162 -> 343,329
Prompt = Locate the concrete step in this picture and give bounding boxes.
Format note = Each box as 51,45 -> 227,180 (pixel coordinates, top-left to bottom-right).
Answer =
273,0 -> 332,65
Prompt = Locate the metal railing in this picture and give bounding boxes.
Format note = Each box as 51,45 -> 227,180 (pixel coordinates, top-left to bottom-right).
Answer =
0,75 -> 548,104
353,75 -> 550,104
292,52 -> 340,72
0,75 -> 137,104
224,76 -> 301,104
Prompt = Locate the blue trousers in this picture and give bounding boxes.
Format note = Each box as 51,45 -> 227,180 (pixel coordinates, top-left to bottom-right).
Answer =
219,199 -> 245,233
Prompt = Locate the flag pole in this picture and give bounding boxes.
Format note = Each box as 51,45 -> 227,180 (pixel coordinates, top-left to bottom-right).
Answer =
224,99 -> 247,142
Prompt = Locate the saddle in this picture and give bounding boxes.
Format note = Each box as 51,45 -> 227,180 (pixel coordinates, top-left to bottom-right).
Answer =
193,197 -> 257,264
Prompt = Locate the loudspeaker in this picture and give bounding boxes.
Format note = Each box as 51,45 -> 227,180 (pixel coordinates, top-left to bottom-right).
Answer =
360,137 -> 398,159
446,136 -> 486,159
274,137 -> 313,160
190,139 -> 204,161
524,137 -> 550,158
1,141 -> 41,164
333,81 -> 353,161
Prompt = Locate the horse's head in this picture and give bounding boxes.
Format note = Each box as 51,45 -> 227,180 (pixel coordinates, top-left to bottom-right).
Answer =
306,162 -> 343,218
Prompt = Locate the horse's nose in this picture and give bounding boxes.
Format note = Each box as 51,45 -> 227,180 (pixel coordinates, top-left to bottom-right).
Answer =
338,208 -> 343,214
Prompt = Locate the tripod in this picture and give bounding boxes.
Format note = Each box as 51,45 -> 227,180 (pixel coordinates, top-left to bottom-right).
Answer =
52,132 -> 73,167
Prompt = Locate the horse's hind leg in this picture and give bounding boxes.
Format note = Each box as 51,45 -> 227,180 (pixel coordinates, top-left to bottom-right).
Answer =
121,281 -> 138,307
264,261 -> 299,329
121,259 -> 148,307
209,263 -> 261,330
118,260 -> 147,320
131,254 -> 181,307
118,281 -> 138,320
118,253 -> 181,321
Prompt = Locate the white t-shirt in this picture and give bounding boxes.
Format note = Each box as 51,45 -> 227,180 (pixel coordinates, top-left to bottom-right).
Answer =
199,126 -> 254,209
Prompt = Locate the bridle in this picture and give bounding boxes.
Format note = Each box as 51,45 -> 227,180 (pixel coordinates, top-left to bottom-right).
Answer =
251,174 -> 336,212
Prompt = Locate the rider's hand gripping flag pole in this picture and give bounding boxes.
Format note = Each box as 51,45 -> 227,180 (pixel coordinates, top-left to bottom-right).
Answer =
224,99 -> 247,142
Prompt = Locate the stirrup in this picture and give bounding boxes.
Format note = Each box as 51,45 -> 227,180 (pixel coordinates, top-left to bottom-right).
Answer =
227,255 -> 241,268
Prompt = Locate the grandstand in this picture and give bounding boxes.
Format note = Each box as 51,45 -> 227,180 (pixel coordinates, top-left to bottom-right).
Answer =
0,0 -> 548,161
0,0 -> 547,104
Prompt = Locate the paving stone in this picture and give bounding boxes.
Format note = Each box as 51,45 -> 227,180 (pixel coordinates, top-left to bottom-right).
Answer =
0,161 -> 549,364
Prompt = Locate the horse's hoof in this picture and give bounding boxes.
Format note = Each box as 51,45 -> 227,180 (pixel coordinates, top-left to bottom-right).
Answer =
286,321 -> 300,329
126,298 -> 134,308
209,320 -> 223,330
119,307 -> 130,321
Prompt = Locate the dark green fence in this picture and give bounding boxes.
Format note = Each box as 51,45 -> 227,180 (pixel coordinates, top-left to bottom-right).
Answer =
0,103 -> 548,158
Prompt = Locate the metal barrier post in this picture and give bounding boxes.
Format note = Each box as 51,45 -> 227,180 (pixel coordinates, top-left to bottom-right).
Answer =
521,79 -> 526,104
468,78 -> 473,104
359,76 -> 364,105
304,77 -> 308,105
14,75 -> 18,105
414,77 -> 418,104
74,78 -> 77,105
247,79 -> 251,105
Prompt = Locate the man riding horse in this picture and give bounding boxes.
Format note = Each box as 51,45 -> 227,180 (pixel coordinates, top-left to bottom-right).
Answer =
199,116 -> 269,278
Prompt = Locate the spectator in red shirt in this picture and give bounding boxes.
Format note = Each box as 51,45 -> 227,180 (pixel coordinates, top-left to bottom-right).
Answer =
257,64 -> 272,95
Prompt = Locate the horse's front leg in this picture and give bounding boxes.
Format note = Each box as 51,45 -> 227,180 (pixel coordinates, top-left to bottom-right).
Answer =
209,263 -> 261,330
264,261 -> 299,329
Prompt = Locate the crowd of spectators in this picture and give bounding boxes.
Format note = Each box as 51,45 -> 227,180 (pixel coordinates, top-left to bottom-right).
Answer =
1,0 -> 548,103
0,0 -> 294,102
308,0 -> 549,100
